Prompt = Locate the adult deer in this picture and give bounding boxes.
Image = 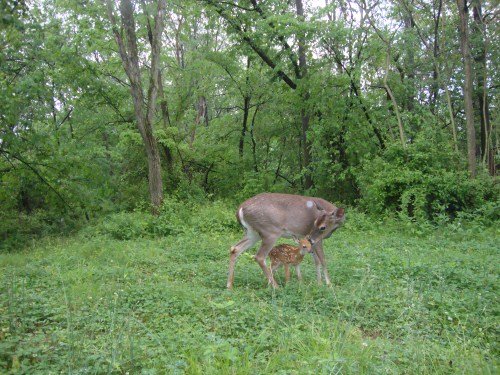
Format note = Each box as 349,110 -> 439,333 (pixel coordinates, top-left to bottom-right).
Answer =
227,193 -> 345,289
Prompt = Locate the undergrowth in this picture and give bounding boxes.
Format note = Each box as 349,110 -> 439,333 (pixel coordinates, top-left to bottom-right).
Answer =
0,207 -> 498,374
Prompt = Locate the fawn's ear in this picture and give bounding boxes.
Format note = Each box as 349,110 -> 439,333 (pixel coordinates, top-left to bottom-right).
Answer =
292,235 -> 300,244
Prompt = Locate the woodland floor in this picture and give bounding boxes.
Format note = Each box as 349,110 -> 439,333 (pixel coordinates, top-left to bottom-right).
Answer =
0,221 -> 498,374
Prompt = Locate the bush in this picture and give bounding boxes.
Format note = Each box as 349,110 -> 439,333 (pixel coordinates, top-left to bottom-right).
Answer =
190,201 -> 240,233
356,136 -> 497,222
94,211 -> 153,240
87,198 -> 240,240
152,198 -> 239,236
0,209 -> 82,252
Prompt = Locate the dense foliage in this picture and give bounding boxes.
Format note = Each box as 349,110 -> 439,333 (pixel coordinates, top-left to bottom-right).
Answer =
1,0 -> 498,248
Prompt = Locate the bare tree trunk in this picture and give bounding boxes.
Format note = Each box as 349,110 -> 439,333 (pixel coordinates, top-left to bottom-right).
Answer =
239,56 -> 251,158
106,0 -> 165,212
456,0 -> 477,178
239,96 -> 250,158
158,70 -> 174,172
402,5 -> 415,112
191,96 -> 208,147
472,1 -> 493,175
430,0 -> 442,112
250,105 -> 260,173
441,6 -> 459,153
295,0 -> 313,190
383,49 -> 406,147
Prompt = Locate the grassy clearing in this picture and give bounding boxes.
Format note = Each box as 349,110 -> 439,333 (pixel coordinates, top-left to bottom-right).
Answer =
0,220 -> 498,374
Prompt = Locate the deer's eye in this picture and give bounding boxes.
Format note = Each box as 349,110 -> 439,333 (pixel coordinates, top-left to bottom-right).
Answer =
320,226 -> 326,231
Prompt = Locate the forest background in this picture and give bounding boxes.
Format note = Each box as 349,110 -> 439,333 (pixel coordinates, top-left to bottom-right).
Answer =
0,0 -> 498,245
0,1 -> 499,373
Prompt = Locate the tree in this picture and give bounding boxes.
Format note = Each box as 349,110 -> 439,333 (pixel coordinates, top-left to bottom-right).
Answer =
456,0 -> 477,178
471,0 -> 494,175
106,0 -> 166,212
295,0 -> 313,189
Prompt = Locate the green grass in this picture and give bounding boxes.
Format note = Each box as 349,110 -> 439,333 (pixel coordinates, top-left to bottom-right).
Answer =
0,221 -> 498,374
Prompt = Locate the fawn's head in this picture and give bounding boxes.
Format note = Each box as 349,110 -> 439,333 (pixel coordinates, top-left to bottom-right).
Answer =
293,237 -> 313,255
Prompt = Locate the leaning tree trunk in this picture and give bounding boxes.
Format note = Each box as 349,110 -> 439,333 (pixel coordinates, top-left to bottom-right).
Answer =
106,0 -> 166,212
457,0 -> 477,178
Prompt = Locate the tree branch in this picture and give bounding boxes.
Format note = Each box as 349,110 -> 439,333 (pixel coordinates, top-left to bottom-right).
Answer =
0,150 -> 71,209
202,0 -> 297,90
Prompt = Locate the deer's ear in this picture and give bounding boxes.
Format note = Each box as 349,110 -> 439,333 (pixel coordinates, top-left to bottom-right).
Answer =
333,207 -> 345,218
291,235 -> 300,244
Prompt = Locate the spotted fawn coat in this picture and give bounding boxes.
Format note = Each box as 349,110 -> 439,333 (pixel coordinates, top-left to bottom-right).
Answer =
268,239 -> 312,283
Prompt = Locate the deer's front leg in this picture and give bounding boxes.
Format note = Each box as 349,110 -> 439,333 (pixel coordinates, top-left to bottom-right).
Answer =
314,241 -> 331,286
312,252 -> 322,285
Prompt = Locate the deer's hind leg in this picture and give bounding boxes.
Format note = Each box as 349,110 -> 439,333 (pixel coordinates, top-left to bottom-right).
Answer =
254,235 -> 280,288
227,227 -> 260,289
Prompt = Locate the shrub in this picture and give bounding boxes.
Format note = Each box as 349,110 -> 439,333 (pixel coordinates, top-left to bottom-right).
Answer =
151,198 -> 194,236
190,201 -> 240,233
87,198 -> 240,240
356,136 -> 497,222
94,211 -> 153,240
152,198 -> 239,236
0,209 -> 82,252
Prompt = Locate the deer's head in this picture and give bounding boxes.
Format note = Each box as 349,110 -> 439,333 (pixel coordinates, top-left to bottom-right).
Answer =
307,206 -> 345,245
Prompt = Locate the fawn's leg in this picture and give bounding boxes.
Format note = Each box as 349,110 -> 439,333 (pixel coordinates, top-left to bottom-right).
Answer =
295,265 -> 302,281
270,261 -> 281,274
284,264 -> 291,283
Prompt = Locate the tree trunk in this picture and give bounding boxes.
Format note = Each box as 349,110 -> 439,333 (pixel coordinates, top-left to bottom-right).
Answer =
383,49 -> 406,147
106,0 -> 166,212
158,70 -> 174,172
239,96 -> 250,158
402,8 -> 415,112
472,1 -> 493,175
295,0 -> 313,190
430,0 -> 442,112
250,105 -> 259,173
441,5 -> 459,153
239,56 -> 251,158
457,0 -> 477,178
191,95 -> 208,147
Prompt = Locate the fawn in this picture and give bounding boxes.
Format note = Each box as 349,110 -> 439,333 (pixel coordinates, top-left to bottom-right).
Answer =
268,237 -> 313,283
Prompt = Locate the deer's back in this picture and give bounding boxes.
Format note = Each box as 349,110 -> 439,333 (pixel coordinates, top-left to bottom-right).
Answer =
238,193 -> 335,236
